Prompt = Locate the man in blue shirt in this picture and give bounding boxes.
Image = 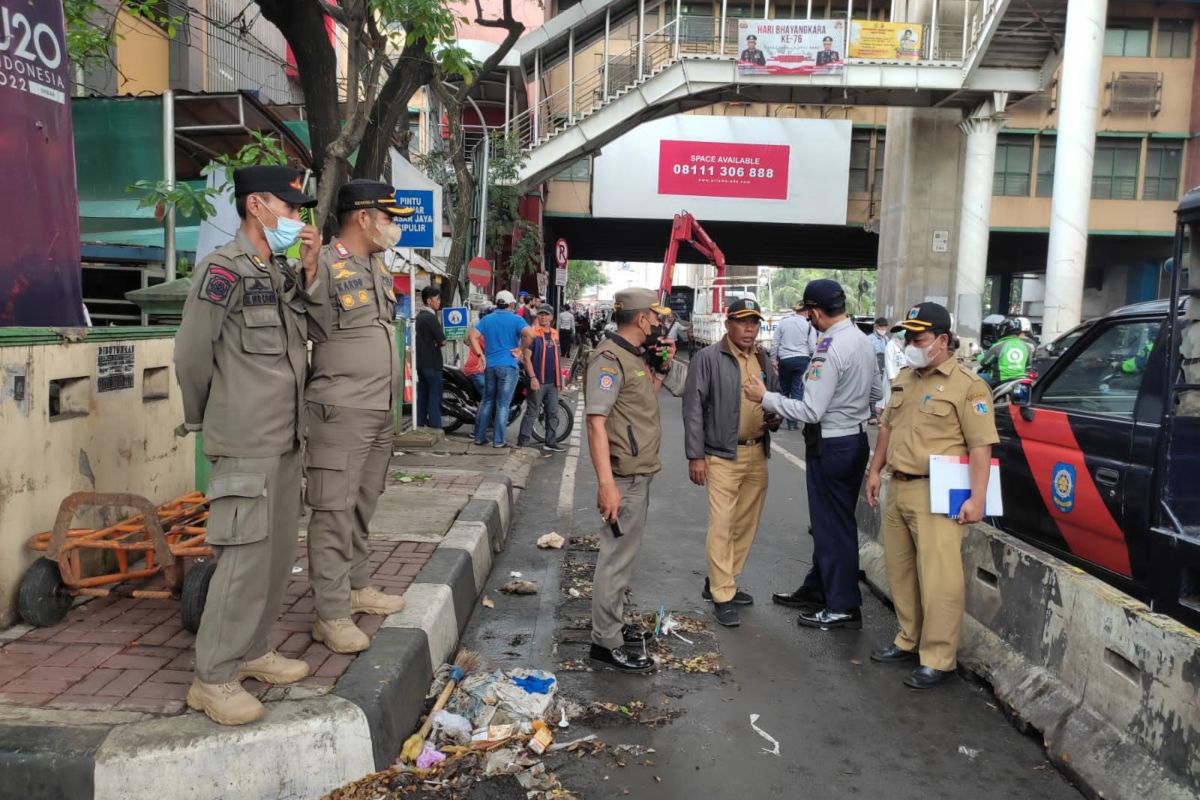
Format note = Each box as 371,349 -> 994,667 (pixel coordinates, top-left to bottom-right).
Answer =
468,290 -> 533,447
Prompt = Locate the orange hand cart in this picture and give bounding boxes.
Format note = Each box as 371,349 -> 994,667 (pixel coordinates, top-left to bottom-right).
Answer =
18,491 -> 216,632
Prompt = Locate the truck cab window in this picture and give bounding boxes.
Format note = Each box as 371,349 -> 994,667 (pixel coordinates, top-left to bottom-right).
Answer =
1037,320 -> 1162,418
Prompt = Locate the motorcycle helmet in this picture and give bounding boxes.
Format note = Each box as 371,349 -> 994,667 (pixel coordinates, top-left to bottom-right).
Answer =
997,317 -> 1021,339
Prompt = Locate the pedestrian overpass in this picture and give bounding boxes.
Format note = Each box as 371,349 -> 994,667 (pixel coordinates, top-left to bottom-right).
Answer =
503,0 -> 1067,188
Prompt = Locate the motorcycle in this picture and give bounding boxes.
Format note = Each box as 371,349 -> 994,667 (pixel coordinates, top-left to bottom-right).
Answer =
440,365 -> 574,445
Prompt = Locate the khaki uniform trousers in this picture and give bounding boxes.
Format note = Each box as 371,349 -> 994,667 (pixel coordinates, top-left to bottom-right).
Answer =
304,402 -> 393,620
195,447 -> 301,683
591,474 -> 653,649
882,477 -> 966,671
704,444 -> 768,603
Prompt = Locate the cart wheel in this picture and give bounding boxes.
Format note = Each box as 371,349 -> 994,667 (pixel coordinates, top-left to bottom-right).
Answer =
180,559 -> 217,634
18,559 -> 73,628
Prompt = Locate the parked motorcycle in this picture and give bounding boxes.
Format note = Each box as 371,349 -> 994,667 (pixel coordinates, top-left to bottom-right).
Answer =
440,366 -> 574,445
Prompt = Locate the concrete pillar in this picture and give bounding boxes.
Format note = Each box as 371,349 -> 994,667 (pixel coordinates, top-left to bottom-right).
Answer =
875,107 -> 965,323
1043,0 -> 1109,340
953,108 -> 1003,349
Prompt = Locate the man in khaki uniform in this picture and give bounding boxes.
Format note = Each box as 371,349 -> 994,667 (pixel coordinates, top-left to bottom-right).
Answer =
304,180 -> 414,653
865,302 -> 999,689
682,299 -> 781,628
175,166 -> 321,725
584,288 -> 674,674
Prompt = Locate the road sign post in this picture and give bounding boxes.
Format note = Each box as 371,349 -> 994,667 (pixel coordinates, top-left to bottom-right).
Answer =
468,256 -> 492,290
442,306 -> 468,340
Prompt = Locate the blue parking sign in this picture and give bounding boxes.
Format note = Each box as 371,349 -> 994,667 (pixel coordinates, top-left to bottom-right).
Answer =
394,189 -> 435,248
442,306 -> 468,340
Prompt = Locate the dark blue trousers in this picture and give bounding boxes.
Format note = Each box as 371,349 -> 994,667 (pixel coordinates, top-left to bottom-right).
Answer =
777,356 -> 810,430
801,431 -> 870,611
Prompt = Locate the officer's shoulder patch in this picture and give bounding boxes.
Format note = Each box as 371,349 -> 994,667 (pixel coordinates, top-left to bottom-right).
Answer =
596,364 -> 618,391
199,265 -> 237,306
599,350 -> 618,361
334,242 -> 350,258
816,337 -> 833,354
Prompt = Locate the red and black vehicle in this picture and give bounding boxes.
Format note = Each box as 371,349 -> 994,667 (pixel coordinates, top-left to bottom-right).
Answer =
995,188 -> 1200,629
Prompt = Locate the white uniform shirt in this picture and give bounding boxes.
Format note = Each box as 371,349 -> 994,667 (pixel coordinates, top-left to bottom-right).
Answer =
771,313 -> 816,361
762,317 -> 876,435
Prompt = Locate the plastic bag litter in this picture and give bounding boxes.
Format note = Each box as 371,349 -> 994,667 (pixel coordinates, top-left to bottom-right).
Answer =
415,741 -> 446,769
430,710 -> 473,745
536,532 -> 565,549
484,746 -> 522,776
447,668 -> 559,728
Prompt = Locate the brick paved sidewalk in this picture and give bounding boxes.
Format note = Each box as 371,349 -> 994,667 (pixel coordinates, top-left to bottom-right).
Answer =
0,540 -> 437,715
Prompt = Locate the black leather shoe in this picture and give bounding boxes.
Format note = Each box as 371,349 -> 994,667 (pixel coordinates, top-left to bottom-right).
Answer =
871,644 -> 918,664
797,607 -> 862,630
589,644 -> 654,673
713,601 -> 740,627
904,665 -> 953,689
621,624 -> 652,644
772,586 -> 826,609
702,578 -> 754,605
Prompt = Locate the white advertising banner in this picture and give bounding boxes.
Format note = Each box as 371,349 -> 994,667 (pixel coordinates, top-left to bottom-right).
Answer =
592,116 -> 851,225
737,19 -> 846,75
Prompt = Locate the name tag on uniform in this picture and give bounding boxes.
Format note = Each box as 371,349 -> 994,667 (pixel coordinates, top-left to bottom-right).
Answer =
242,277 -> 277,307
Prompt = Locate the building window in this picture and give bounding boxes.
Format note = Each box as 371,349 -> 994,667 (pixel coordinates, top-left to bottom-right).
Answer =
1157,19 -> 1192,58
848,131 -> 871,192
554,157 -> 592,182
873,133 -> 885,190
993,135 -> 1033,197
1035,136 -> 1055,197
1104,19 -> 1152,57
1092,138 -> 1141,200
1144,140 -> 1183,201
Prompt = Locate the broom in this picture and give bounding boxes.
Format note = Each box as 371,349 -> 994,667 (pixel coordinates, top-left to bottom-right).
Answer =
400,649 -> 480,762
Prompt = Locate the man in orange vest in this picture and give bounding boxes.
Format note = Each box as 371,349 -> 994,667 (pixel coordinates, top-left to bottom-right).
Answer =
518,304 -> 565,452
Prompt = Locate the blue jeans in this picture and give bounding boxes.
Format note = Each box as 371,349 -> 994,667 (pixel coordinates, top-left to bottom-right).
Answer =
777,356 -> 810,430
474,365 -> 519,446
416,367 -> 443,429
468,373 -> 486,396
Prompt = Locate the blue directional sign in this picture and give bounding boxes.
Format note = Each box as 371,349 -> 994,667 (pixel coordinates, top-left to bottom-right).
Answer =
442,306 -> 468,340
394,189 -> 435,248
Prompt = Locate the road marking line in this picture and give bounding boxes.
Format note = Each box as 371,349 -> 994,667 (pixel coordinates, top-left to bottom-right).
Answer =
557,395 -> 584,525
771,439 -> 807,472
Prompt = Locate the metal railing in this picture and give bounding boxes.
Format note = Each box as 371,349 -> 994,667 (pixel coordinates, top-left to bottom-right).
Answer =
509,18 -> 689,150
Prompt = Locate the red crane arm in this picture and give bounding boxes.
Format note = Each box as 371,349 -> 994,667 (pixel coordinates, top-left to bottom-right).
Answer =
657,212 -> 727,307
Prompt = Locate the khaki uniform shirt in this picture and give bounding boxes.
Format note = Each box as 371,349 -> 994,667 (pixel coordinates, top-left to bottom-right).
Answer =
728,337 -> 765,440
880,357 -> 1000,474
584,335 -> 662,476
304,240 -> 401,411
174,233 -> 314,458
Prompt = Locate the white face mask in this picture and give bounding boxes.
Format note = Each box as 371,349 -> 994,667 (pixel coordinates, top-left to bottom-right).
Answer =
904,344 -> 932,368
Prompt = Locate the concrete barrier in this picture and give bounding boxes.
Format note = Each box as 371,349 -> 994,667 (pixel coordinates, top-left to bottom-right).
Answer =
857,481 -> 1200,800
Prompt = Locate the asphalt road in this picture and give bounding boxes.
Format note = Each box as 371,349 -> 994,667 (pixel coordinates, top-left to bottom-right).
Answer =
455,388 -> 1083,799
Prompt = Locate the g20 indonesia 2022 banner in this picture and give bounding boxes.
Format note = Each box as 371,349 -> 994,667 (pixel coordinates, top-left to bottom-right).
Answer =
736,19 -> 845,76
0,1 -> 85,326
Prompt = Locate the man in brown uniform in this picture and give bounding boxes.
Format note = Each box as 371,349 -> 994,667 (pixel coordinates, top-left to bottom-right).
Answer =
175,166 -> 321,725
682,299 -> 781,628
864,302 -> 999,689
304,180 -> 414,654
585,288 -> 674,673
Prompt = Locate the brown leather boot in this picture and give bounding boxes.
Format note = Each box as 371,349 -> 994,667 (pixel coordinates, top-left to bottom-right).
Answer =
350,586 -> 406,616
239,651 -> 310,685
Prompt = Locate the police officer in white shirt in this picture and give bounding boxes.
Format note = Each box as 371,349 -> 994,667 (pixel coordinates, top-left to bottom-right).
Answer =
744,279 -> 876,630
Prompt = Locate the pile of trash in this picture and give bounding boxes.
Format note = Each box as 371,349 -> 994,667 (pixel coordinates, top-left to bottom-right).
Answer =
345,658 -> 598,798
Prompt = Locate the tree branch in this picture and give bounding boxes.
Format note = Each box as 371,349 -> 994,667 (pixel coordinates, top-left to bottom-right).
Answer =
458,0 -> 524,103
314,0 -> 347,25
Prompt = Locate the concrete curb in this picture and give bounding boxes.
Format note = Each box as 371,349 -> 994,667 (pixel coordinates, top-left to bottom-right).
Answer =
856,483 -> 1200,800
0,458 -> 523,799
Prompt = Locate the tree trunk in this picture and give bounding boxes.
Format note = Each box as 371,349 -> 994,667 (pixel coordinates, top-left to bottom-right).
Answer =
354,44 -> 436,181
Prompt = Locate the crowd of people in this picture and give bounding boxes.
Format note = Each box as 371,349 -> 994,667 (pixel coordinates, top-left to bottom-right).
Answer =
582,282 -> 999,692
176,167 -> 999,727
